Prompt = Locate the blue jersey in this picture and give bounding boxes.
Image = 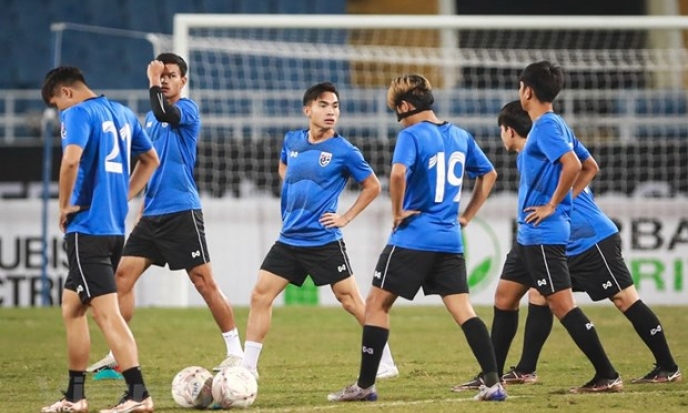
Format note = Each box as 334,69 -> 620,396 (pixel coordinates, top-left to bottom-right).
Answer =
278,130 -> 373,247
142,98 -> 202,215
517,112 -> 575,245
567,140 -> 618,255
388,121 -> 495,253
61,96 -> 153,235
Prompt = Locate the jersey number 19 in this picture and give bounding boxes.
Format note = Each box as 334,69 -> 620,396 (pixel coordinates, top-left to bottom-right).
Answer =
432,151 -> 465,203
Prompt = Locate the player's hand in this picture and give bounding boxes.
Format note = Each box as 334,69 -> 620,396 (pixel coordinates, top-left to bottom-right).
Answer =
147,60 -> 165,85
393,210 -> 420,231
524,203 -> 556,226
459,215 -> 469,228
59,205 -> 82,233
320,212 -> 349,228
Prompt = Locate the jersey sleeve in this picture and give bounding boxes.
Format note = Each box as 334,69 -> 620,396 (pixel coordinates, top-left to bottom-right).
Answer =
464,134 -> 495,179
175,99 -> 200,127
392,130 -> 417,169
536,118 -> 574,163
572,137 -> 591,162
127,110 -> 153,155
61,106 -> 92,148
344,145 -> 374,183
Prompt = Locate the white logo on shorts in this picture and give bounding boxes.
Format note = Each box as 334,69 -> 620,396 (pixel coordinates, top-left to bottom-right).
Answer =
191,250 -> 200,258
76,285 -> 84,294
337,264 -> 346,273
602,281 -> 612,290
537,279 -> 547,287
374,271 -> 382,279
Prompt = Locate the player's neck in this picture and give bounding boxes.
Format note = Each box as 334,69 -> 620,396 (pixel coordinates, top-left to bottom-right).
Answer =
527,103 -> 554,122
402,110 -> 441,127
307,127 -> 335,143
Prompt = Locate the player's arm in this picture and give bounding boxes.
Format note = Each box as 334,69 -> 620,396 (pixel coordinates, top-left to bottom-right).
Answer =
524,151 -> 581,225
460,169 -> 497,226
278,160 -> 287,180
128,148 -> 160,201
572,155 -> 599,198
58,144 -> 84,232
148,61 -> 182,126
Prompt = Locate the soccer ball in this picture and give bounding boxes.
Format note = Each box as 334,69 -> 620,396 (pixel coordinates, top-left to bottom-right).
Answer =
211,366 -> 258,409
171,366 -> 214,409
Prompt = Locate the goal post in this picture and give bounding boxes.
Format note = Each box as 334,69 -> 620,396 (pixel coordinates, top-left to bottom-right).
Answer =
166,14 -> 688,307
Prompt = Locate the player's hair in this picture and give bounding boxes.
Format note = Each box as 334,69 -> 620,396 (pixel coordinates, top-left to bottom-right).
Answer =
302,82 -> 339,106
41,66 -> 88,107
386,74 -> 434,119
156,53 -> 188,77
519,60 -> 565,103
498,100 -> 532,137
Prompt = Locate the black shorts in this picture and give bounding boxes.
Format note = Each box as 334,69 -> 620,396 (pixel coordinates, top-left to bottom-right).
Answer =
64,233 -> 123,304
371,245 -> 468,300
568,233 -> 634,301
260,240 -> 353,286
501,243 -> 571,296
123,210 -> 210,271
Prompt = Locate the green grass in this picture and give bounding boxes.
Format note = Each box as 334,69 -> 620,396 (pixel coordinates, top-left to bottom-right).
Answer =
2,305 -> 687,412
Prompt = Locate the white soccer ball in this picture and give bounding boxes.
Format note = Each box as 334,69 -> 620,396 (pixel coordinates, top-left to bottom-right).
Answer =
211,366 -> 258,409
171,366 -> 214,409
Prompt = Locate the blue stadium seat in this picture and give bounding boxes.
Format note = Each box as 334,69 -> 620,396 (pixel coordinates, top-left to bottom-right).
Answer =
634,93 -> 687,115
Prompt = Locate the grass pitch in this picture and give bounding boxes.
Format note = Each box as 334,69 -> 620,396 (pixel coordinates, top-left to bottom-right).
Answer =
2,305 -> 687,412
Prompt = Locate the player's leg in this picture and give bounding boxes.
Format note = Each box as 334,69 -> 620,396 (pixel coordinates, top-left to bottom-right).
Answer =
241,242 -> 298,376
330,245 -> 423,402
330,276 -> 398,379
431,253 -> 505,401
575,234 -> 680,383
87,218 -> 157,373
310,240 -> 396,378
453,247 -> 528,392
526,244 -> 621,393
505,288 -> 550,384
42,288 -> 90,413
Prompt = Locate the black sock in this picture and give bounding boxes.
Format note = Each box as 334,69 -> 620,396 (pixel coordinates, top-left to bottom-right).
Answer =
561,307 -> 617,378
490,307 -> 519,377
462,317 -> 499,387
624,300 -> 677,370
515,303 -> 553,373
121,366 -> 149,402
66,370 -> 85,402
357,325 -> 388,389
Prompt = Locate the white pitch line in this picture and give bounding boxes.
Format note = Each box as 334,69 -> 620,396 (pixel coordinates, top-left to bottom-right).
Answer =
248,395 -> 530,412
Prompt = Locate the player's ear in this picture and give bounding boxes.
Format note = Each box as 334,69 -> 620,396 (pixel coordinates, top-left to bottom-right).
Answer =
180,76 -> 188,88
303,105 -> 311,117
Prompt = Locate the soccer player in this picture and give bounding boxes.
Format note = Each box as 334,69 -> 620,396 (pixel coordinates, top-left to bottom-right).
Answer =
328,74 -> 506,402
40,66 -> 159,413
240,82 -> 398,380
453,62 -> 623,394
87,53 -> 244,374
476,100 -> 681,386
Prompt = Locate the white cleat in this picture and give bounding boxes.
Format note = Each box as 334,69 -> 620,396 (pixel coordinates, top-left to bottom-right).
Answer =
212,355 -> 243,373
376,364 -> 399,380
86,353 -> 117,373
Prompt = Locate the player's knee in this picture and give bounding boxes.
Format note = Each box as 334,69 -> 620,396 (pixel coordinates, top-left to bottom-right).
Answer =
611,287 -> 638,311
337,293 -> 358,314
250,287 -> 273,308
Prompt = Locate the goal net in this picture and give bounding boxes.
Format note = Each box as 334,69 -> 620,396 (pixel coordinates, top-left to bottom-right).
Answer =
173,15 -> 688,200
167,15 -> 688,306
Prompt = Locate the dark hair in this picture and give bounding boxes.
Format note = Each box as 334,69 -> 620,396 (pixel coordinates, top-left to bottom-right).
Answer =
156,53 -> 188,77
302,82 -> 339,106
41,66 -> 88,107
498,100 -> 532,137
518,60 -> 564,103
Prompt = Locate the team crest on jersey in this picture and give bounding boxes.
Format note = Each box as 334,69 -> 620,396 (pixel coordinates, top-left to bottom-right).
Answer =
60,123 -> 67,139
319,151 -> 332,167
